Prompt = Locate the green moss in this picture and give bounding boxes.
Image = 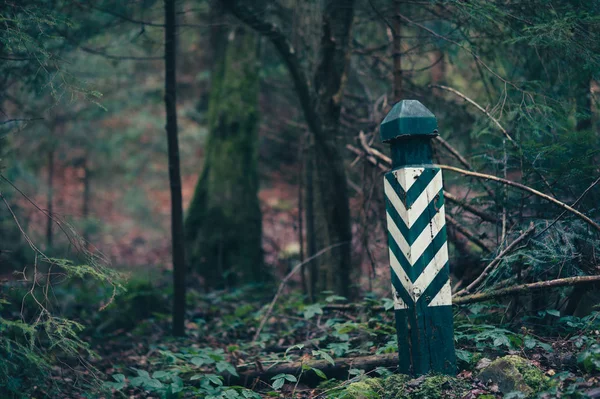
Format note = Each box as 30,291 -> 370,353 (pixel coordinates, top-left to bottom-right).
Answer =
382,374 -> 410,399
343,379 -> 384,399
478,355 -> 550,396
382,374 -> 468,399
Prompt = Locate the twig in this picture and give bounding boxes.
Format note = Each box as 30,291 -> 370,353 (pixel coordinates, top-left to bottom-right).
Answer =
431,84 -> 554,193
453,275 -> 600,305
446,214 -> 492,253
438,165 -> 600,233
435,136 -> 496,199
455,223 -> 536,296
252,241 -> 349,343
534,175 -> 600,238
431,84 -> 515,144
444,191 -> 499,224
347,144 -> 500,224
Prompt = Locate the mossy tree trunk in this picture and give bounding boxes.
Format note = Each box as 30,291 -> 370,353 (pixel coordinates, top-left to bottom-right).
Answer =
186,16 -> 263,290
223,0 -> 356,299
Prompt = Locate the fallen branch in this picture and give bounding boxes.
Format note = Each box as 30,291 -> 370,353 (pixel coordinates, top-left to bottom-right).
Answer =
438,165 -> 600,233
453,275 -> 600,305
252,242 -> 349,343
455,223 -> 536,296
234,353 -> 398,386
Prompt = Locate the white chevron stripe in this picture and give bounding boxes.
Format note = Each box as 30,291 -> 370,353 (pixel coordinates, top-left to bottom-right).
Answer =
409,204 -> 446,264
395,167 -> 424,192
384,178 -> 410,227
386,211 -> 411,257
390,242 -> 449,303
428,280 -> 452,307
391,284 -> 408,309
386,204 -> 446,266
385,169 -> 444,228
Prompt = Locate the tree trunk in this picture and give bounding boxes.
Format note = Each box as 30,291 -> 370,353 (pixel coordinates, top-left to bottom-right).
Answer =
82,155 -> 91,246
46,150 -> 54,248
185,9 -> 263,289
222,0 -> 356,298
164,0 -> 186,336
309,0 -> 355,299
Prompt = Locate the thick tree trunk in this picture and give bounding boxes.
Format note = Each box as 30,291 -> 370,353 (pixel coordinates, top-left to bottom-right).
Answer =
185,12 -> 263,289
222,0 -> 356,298
164,0 -> 186,336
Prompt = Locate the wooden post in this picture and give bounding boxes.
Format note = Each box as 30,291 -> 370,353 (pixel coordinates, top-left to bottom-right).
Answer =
380,100 -> 456,375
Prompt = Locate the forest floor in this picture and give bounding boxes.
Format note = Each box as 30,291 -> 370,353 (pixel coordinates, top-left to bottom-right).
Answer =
63,279 -> 600,399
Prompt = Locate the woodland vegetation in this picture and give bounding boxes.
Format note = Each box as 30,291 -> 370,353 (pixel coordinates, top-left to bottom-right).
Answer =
1,0 -> 600,398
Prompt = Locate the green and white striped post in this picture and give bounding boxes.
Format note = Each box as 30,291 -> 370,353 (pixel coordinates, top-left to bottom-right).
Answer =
380,100 -> 456,376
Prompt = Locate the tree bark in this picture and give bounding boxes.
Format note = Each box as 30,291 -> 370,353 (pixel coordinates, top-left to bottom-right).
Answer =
222,0 -> 356,298
164,0 -> 186,336
46,150 -> 54,248
185,7 -> 263,289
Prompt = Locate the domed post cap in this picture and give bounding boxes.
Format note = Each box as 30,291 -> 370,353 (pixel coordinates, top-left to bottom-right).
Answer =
380,100 -> 438,143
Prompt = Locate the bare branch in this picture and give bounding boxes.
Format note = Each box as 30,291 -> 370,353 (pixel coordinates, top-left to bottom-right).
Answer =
455,223 -> 536,296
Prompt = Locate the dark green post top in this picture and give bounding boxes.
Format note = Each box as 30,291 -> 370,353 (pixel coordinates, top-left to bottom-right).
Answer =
380,100 -> 438,169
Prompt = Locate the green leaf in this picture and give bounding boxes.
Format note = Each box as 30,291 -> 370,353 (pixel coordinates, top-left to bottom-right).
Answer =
313,350 -> 335,366
524,336 -> 537,349
303,304 -> 323,319
272,378 -> 285,390
546,309 -> 561,317
285,344 -> 305,355
311,368 -> 327,379
382,298 -> 394,311
152,370 -> 170,379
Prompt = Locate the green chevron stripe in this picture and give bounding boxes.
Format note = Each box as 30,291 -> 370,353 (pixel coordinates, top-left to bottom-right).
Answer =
388,225 -> 448,281
422,261 -> 450,306
391,270 -> 414,308
385,188 -> 444,245
385,167 -> 440,208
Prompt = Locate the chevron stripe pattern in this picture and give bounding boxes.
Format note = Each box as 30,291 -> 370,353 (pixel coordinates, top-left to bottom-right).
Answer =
384,166 -> 451,309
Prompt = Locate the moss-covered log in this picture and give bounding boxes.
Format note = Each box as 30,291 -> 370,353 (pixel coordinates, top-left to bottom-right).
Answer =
185,17 -> 263,289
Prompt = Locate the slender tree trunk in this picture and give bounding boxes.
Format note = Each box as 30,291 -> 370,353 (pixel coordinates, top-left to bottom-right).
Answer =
311,0 -> 355,299
82,155 -> 91,246
392,0 -> 402,103
46,150 -> 54,248
305,139 -> 317,302
164,0 -> 186,336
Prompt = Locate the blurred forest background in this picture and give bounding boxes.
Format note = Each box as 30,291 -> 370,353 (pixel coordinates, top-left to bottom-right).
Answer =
1,0 -> 600,398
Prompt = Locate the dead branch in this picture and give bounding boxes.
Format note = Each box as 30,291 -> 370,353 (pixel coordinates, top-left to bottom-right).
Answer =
453,275 -> 600,305
438,165 -> 600,233
455,223 -> 536,296
252,242 -> 349,343
446,214 -> 492,253
431,84 -> 554,193
444,191 -> 499,224
434,136 -> 496,199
